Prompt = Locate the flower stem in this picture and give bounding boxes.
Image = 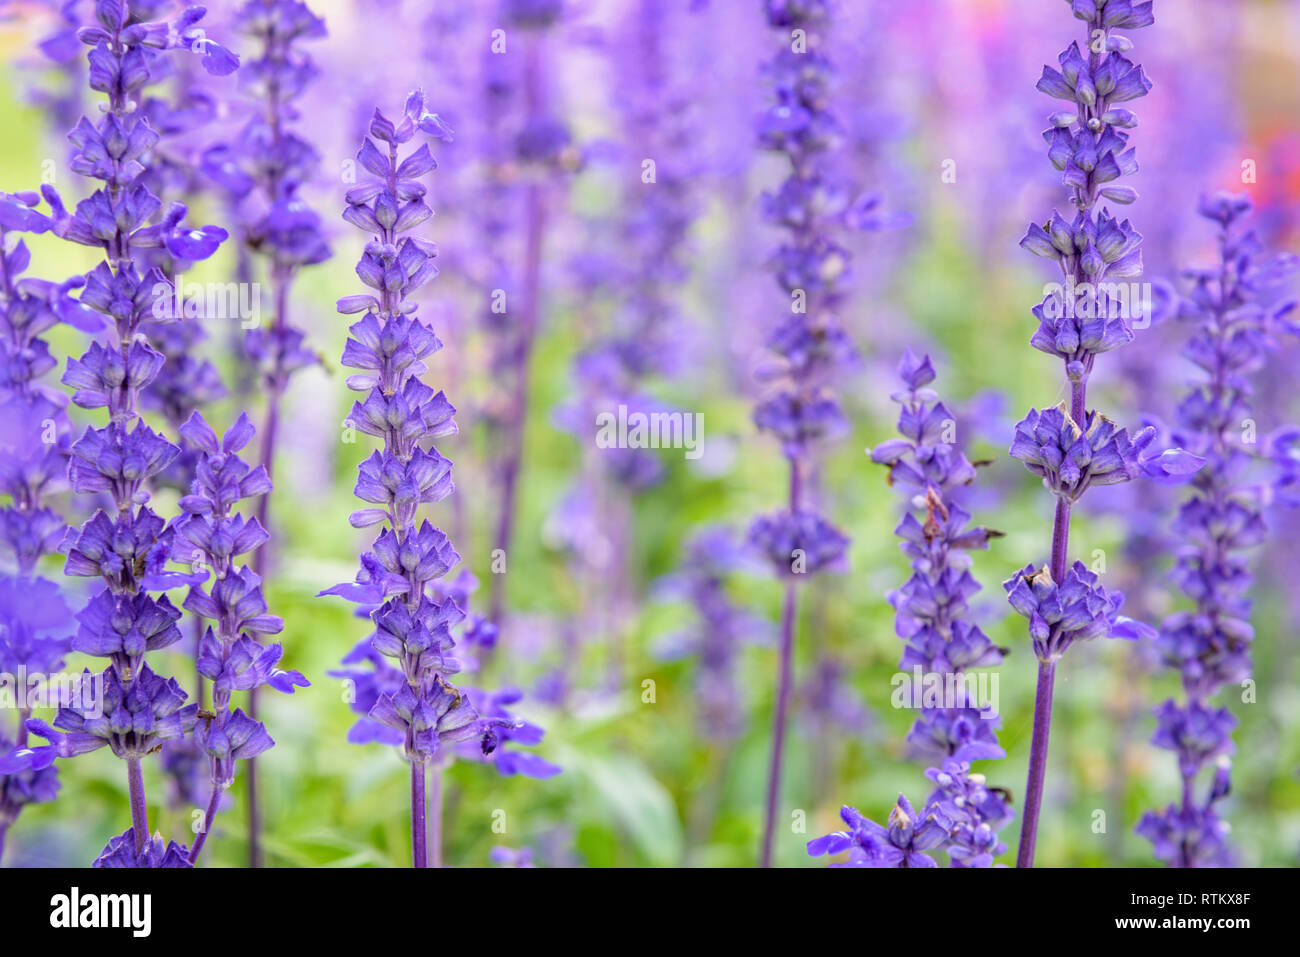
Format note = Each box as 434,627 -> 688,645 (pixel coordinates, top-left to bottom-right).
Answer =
1018,377 -> 1087,867
188,784 -> 222,863
487,36 -> 548,642
126,757 -> 148,853
411,760 -> 427,868
1017,658 -> 1057,867
246,265 -> 290,870
1049,497 -> 1073,582
192,616 -> 206,710
430,764 -> 443,869
760,578 -> 798,868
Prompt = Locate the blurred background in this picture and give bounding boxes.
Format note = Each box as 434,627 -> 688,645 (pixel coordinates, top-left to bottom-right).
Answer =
1,0 -> 1298,867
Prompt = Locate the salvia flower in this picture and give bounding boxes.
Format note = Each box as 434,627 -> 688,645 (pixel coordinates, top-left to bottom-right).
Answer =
94,826 -> 191,868
753,0 -> 870,869
200,2 -> 328,864
172,412 -> 306,861
12,0 -> 243,868
812,354 -> 1011,868
1010,0 -> 1176,869
489,845 -> 536,867
456,687 -> 561,779
1137,195 -> 1299,867
323,94 -> 556,868
1004,560 -> 1154,662
27,664 -> 196,761
0,189 -> 77,860
1010,404 -> 1199,499
925,758 -> 1015,868
808,796 -> 952,869
655,527 -> 769,742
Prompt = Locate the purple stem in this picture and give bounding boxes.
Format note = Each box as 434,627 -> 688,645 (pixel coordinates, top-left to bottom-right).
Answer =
1049,497 -> 1073,582
192,615 -> 206,708
430,764 -> 443,869
760,458 -> 803,868
411,760 -> 427,868
487,38 -> 548,638
188,785 -> 222,863
1017,378 -> 1086,867
245,274 -> 289,870
1017,659 -> 1058,867
760,578 -> 798,868
0,823 -> 7,865
126,757 -> 148,853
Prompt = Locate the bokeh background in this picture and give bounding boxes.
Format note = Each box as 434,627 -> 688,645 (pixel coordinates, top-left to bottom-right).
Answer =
2,0 -> 1299,867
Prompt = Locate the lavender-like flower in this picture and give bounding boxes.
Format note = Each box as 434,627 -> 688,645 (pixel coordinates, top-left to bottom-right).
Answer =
752,0 -> 859,870
0,189 -> 79,862
12,0 -> 239,867
174,411 -> 307,862
323,93 -> 513,868
482,0 -> 574,638
200,0 -> 329,869
808,796 -> 951,869
1009,0 -> 1200,868
1136,194 -> 1299,867
873,351 -> 1007,757
811,352 -> 1012,868
657,528 -> 767,743
551,0 -> 703,691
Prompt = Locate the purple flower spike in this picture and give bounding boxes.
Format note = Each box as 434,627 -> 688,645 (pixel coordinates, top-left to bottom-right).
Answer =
197,2 -> 330,865
94,827 -> 192,869
751,0 -> 867,869
456,687 -> 561,780
818,357 -> 1010,867
1004,560 -> 1154,662
1011,0 -> 1161,869
1137,195 -> 1300,867
326,95 -> 554,869
8,0 -> 254,867
808,797 -> 951,869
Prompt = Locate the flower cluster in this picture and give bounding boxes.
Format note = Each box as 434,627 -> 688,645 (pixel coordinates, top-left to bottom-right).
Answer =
655,528 -> 767,742
1010,404 -> 1199,500
812,353 -> 1011,868
1009,0 -> 1176,869
176,412 -> 307,859
808,797 -> 950,869
93,826 -> 191,868
567,0 -> 701,491
51,2 -> 238,484
1023,1 -> 1153,377
873,353 -> 1006,754
0,191 -> 78,861
323,94 -> 555,865
1004,561 -> 1154,662
1136,194 -> 1299,867
203,0 -> 329,418
748,0 -> 858,572
753,0 -> 872,869
323,92 -> 470,756
11,0 -> 240,868
480,0 -> 576,633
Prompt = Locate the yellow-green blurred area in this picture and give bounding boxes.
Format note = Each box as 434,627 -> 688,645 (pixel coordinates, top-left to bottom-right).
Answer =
1,0 -> 1298,867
